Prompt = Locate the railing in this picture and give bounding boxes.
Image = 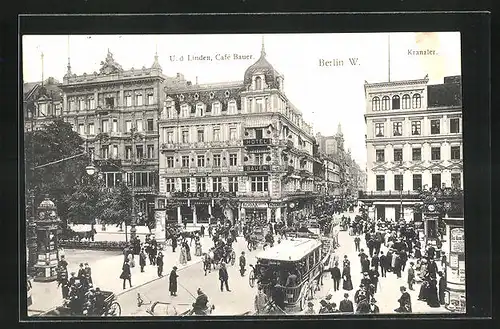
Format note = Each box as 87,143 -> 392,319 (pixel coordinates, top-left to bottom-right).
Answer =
358,190 -> 420,199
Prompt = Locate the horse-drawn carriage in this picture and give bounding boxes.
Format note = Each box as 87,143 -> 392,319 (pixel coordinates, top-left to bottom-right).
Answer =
40,290 -> 121,317
59,226 -> 97,242
248,236 -> 333,312
137,293 -> 215,316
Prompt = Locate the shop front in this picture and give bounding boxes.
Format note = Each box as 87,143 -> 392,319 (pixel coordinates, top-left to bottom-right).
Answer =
240,201 -> 269,225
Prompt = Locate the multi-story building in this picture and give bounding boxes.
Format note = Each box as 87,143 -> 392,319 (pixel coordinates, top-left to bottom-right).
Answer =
359,75 -> 462,222
157,43 -> 317,226
51,50 -> 188,220
24,77 -> 64,131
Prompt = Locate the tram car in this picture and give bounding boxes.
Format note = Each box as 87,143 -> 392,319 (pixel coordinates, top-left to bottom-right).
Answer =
248,236 -> 333,311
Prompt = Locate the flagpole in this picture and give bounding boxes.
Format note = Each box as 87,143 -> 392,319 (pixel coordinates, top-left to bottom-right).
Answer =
388,33 -> 391,82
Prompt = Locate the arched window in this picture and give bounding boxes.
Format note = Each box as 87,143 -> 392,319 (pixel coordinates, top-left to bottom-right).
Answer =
255,76 -> 262,90
382,96 -> 390,110
412,94 -> 422,108
402,94 -> 411,109
372,97 -> 380,111
392,95 -> 400,110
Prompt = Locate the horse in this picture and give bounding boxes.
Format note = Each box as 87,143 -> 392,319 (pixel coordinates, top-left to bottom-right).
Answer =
74,228 -> 97,242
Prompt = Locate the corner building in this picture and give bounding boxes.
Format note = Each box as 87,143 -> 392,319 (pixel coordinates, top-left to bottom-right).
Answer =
157,44 -> 318,226
360,76 -> 462,222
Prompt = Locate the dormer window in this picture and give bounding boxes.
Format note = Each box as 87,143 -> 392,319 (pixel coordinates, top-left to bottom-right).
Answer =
212,102 -> 221,115
255,76 -> 262,90
181,104 -> 189,118
196,103 -> 204,117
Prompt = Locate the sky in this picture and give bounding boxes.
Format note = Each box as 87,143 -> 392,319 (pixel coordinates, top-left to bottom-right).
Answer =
22,32 -> 462,168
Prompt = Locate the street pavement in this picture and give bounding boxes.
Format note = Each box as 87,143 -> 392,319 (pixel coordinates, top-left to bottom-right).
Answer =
29,228 -> 212,316
309,210 -> 450,314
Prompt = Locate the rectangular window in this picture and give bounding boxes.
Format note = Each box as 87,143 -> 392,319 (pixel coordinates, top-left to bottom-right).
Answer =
181,178 -> 190,192
112,145 -> 118,158
197,155 -> 205,167
89,98 -> 96,110
125,146 -> 132,160
411,121 -> 421,135
451,173 -> 461,188
182,156 -> 189,168
181,105 -> 189,118
167,131 -> 174,143
182,131 -> 189,143
125,120 -> 132,132
431,119 -> 441,134
432,174 -> 441,188
125,95 -> 132,107
228,177 -> 238,192
212,177 -> 222,192
393,122 -> 403,136
102,120 -> 109,133
228,101 -> 236,114
450,146 -> 461,160
166,156 -> 174,168
101,145 -> 109,159
394,175 -> 403,191
213,128 -> 221,141
229,154 -> 237,166
79,99 -> 85,111
136,94 -> 143,106
213,154 -> 221,167
412,148 -> 422,161
376,175 -> 385,191
112,119 -> 118,133
147,145 -> 154,159
147,119 -> 154,131
229,128 -> 237,140
450,118 -> 460,133
255,129 -> 263,139
251,176 -> 268,192
196,178 -> 207,192
255,154 -> 264,165
136,119 -> 143,132
88,123 -> 95,135
376,149 -> 385,162
136,145 -> 144,160
431,147 -> 441,160
212,103 -> 221,115
147,93 -> 154,105
375,123 -> 384,137
256,98 -> 264,112
78,124 -> 85,135
393,149 -> 403,162
197,129 -> 204,142
165,178 -> 175,192
413,174 -> 422,190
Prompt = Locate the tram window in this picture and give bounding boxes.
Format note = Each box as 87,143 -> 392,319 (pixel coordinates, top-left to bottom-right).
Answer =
309,254 -> 314,270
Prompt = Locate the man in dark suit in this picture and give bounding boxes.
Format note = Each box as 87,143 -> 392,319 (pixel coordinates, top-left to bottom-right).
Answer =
330,261 -> 341,291
339,293 -> 354,313
354,236 -> 361,252
369,298 -> 380,314
368,266 -> 380,293
371,253 -> 380,272
379,251 -> 387,277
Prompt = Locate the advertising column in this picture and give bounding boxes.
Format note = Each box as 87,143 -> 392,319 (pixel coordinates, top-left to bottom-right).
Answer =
444,219 -> 465,313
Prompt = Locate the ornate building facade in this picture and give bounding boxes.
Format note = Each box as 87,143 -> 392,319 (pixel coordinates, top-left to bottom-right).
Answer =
360,75 -> 463,222
157,43 -> 318,226
54,50 -> 188,221
24,77 -> 64,132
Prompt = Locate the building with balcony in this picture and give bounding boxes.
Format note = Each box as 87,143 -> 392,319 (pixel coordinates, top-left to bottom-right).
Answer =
360,75 -> 462,222
157,42 -> 317,226
55,49 -> 188,220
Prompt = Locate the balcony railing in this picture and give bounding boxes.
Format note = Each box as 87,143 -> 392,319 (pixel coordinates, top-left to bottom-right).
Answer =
358,190 -> 421,199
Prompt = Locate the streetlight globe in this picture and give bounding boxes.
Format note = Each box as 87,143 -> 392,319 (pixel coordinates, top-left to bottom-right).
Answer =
86,165 -> 96,176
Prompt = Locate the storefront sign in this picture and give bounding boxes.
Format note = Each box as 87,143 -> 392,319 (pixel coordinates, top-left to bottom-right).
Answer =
171,191 -> 236,198
243,138 -> 271,146
243,165 -> 271,172
450,228 -> 464,253
241,202 -> 268,208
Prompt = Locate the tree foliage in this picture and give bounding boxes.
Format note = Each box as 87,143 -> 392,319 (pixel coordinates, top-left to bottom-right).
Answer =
99,183 -> 141,225
24,119 -> 90,226
64,175 -> 108,225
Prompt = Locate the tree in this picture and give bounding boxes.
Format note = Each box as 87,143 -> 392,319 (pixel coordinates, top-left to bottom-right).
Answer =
100,183 -> 140,226
64,175 -> 108,225
24,119 -> 90,227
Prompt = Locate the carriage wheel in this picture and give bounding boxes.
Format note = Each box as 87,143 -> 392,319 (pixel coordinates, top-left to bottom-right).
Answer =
106,301 -> 122,316
299,286 -> 308,311
249,269 -> 256,288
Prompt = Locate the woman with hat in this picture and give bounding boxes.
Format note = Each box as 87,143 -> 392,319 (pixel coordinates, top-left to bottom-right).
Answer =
169,266 -> 179,296
120,259 -> 132,289
342,262 -> 353,291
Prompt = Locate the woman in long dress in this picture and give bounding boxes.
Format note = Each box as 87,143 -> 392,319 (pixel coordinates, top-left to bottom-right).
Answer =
342,264 -> 353,291
194,237 -> 202,257
179,244 -> 187,265
184,240 -> 192,262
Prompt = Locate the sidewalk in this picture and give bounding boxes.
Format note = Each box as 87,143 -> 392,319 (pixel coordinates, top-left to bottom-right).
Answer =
28,234 -> 212,316
70,224 -> 208,235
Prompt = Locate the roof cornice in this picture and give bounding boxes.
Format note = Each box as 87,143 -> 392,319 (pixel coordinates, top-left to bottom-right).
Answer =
365,78 -> 429,89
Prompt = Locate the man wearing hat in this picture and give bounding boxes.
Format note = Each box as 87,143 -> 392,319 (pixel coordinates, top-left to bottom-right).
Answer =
304,301 -> 315,314
239,251 -> 246,277
407,262 -> 416,290
339,293 -> 354,313
192,288 -> 209,315
318,300 -> 331,314
254,286 -> 269,314
169,266 -> 178,296
369,298 -> 380,313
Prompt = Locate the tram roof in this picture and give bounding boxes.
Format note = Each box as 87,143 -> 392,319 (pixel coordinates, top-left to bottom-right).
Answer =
256,238 -> 322,262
